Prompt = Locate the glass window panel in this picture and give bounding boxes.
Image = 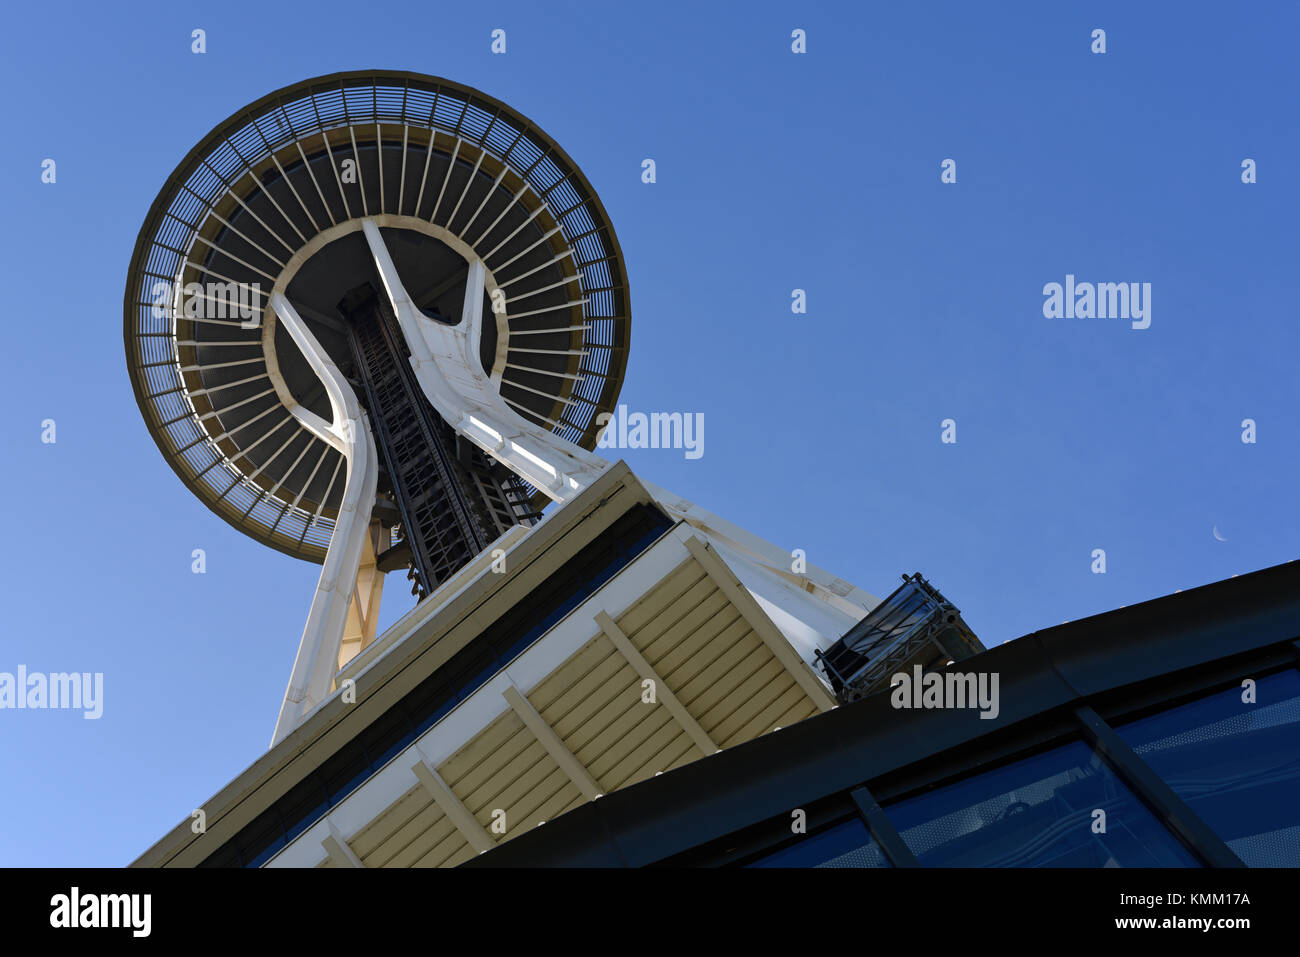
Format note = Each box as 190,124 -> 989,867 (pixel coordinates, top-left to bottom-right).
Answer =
1117,669 -> 1300,867
747,817 -> 891,868
884,739 -> 1198,866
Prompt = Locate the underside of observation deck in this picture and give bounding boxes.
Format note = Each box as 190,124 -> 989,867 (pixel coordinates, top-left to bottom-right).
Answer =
124,71 -> 630,565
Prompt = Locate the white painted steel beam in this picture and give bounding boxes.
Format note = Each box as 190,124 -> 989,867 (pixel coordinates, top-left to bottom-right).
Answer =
642,479 -> 877,620
411,757 -> 495,853
594,610 -> 717,757
270,292 -> 379,747
360,218 -> 607,502
321,819 -> 364,868
683,536 -> 839,712
502,685 -> 601,800
359,212 -> 873,616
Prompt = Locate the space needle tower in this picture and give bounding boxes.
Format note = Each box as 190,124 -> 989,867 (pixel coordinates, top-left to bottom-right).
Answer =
126,71 -> 635,740
128,73 -> 980,868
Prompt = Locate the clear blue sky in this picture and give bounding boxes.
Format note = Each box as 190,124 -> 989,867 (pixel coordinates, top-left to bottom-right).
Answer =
1,1 -> 1296,866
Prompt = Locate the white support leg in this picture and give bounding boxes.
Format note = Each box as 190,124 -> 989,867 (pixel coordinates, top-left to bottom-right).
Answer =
359,218 -> 874,638
639,479 -> 878,620
270,292 -> 379,747
361,218 -> 607,502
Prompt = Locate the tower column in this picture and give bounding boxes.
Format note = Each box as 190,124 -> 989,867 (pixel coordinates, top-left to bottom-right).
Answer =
270,293 -> 379,747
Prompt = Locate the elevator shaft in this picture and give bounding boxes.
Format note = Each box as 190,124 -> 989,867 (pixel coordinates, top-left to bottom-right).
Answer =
339,284 -> 534,598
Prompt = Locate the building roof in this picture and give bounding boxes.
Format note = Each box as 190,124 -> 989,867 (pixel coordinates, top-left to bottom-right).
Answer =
463,559 -> 1300,866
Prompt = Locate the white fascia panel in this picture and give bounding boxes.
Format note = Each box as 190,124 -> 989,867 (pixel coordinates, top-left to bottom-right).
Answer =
705,538 -> 866,670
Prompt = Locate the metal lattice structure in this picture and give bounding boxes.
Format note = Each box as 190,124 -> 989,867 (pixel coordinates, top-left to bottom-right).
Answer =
814,573 -> 985,704
124,71 -> 630,564
341,283 -> 529,597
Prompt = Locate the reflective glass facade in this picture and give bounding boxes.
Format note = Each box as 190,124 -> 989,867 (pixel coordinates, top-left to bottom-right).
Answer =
461,559 -> 1300,870
883,740 -> 1197,866
748,817 -> 891,868
1118,669 -> 1300,867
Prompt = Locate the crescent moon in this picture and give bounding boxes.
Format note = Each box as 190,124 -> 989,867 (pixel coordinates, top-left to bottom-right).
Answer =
1212,526 -> 1227,542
